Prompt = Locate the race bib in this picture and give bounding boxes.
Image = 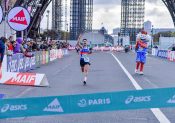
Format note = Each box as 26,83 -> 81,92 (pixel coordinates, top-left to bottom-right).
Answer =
82,55 -> 89,62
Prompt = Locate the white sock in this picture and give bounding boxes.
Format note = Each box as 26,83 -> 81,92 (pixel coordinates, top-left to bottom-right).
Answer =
84,76 -> 87,82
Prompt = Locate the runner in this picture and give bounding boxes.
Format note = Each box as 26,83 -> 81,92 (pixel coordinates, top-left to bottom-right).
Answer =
135,30 -> 149,75
77,35 -> 92,85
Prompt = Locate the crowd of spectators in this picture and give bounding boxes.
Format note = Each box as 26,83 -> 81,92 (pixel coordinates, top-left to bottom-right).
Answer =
0,36 -> 69,56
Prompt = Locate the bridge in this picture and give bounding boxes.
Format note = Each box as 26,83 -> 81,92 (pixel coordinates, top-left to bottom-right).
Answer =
11,0 -> 175,38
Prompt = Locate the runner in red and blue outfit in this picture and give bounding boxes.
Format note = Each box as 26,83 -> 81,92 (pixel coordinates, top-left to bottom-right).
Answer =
77,35 -> 92,85
135,30 -> 149,75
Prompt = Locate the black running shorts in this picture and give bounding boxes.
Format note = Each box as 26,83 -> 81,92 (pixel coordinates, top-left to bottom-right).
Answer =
80,59 -> 90,67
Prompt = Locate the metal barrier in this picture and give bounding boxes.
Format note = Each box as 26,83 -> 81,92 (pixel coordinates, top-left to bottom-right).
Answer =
157,50 -> 168,58
6,49 -> 63,73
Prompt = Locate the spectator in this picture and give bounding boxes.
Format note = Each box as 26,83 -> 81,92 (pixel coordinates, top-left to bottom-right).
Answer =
32,41 -> 38,51
6,39 -> 13,56
0,37 -> 7,67
14,37 -> 33,57
171,44 -> 175,51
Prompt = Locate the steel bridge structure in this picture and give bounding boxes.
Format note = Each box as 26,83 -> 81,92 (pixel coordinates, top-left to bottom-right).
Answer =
0,0 -> 175,39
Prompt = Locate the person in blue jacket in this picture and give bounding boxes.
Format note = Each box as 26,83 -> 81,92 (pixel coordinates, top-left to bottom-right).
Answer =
0,37 -> 7,67
0,37 -> 7,79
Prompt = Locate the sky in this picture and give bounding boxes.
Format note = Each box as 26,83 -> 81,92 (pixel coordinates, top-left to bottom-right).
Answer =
41,0 -> 174,34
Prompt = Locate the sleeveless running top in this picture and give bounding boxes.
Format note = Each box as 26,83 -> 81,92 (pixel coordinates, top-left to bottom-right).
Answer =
80,47 -> 90,62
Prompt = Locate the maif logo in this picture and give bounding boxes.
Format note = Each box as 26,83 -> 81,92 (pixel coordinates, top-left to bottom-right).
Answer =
9,10 -> 27,25
4,73 -> 36,86
7,7 -> 31,31
167,95 -> 175,104
43,98 -> 64,112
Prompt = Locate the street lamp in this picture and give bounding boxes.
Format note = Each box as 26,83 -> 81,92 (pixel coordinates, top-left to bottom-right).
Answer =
118,32 -> 120,46
151,25 -> 154,49
66,23 -> 68,43
46,10 -> 50,41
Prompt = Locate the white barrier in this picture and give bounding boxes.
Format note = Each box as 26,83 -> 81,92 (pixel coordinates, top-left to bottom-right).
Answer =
0,72 -> 49,87
152,48 -> 158,56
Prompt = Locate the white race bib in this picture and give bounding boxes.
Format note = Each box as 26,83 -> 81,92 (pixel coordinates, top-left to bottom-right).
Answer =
82,55 -> 89,62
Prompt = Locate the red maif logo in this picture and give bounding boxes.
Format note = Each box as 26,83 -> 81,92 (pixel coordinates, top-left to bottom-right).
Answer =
5,73 -> 36,86
9,10 -> 28,25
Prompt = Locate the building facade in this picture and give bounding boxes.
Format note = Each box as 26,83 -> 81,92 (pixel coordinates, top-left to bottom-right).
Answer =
120,0 -> 145,42
52,0 -> 63,31
70,0 -> 93,40
144,20 -> 152,34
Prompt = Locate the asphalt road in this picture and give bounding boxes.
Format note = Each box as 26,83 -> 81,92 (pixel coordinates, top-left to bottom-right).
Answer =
1,51 -> 175,123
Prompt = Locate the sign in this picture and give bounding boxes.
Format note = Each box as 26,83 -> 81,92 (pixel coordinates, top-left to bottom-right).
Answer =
1,87 -> 175,119
0,72 -> 49,87
7,7 -> 31,31
0,6 -> 3,24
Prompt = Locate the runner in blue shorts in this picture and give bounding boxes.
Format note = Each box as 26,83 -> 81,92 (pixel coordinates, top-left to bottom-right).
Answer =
77,35 -> 92,85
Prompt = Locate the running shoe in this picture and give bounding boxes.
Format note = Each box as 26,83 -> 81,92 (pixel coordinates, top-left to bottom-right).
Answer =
83,81 -> 87,86
139,71 -> 144,75
135,69 -> 139,74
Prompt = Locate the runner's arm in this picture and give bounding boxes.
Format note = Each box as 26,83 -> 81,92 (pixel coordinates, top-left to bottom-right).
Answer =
77,35 -> 83,49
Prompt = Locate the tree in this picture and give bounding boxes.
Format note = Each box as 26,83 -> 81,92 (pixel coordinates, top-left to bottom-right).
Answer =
40,30 -> 69,40
153,31 -> 175,42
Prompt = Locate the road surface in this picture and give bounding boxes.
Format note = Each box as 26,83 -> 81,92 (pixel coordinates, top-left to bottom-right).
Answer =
1,51 -> 175,123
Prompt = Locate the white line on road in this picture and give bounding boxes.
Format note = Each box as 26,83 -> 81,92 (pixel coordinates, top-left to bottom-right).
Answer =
111,53 -> 170,123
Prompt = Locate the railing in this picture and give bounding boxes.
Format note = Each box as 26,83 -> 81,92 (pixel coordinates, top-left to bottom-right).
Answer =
4,49 -> 64,73
152,48 -> 175,62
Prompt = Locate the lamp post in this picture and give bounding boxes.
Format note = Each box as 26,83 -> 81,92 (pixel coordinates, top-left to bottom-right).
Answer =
118,32 -> 120,46
46,10 -> 50,41
3,0 -> 7,38
151,25 -> 154,49
66,23 -> 68,43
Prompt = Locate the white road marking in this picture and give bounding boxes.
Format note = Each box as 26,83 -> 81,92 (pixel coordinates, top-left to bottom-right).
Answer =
143,77 -> 158,88
16,88 -> 33,98
111,53 -> 170,123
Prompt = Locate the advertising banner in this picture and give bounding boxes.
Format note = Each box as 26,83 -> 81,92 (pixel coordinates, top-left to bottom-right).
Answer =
35,51 -> 41,67
7,53 -> 36,72
157,50 -> 168,58
30,52 -> 36,70
1,87 -> 175,119
46,51 -> 49,64
42,51 -> 46,65
0,72 -> 49,87
50,50 -> 57,61
17,54 -> 25,72
7,54 -> 19,72
167,51 -> 175,62
7,50 -> 63,73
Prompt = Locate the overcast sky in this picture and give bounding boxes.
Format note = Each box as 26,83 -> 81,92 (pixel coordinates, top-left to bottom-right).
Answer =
41,0 -> 174,33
